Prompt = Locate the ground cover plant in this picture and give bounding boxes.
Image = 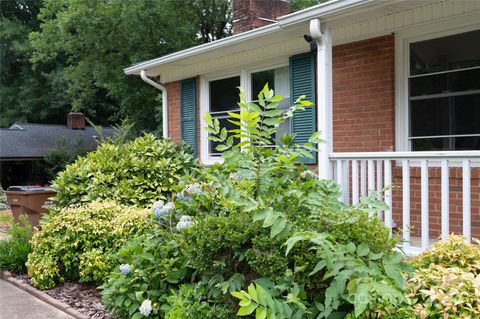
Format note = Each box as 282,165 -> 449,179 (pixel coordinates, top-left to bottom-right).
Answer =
0,215 -> 33,274
53,134 -> 195,208
101,86 -> 409,319
26,201 -> 153,289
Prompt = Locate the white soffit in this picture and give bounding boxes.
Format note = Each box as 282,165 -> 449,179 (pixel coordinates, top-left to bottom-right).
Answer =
125,0 -> 479,82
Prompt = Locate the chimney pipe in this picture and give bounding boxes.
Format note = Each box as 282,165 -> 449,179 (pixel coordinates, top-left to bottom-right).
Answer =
67,112 -> 85,129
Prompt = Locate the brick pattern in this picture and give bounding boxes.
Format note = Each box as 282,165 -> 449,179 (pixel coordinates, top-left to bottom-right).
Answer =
332,35 -> 395,152
232,0 -> 290,34
165,81 -> 181,143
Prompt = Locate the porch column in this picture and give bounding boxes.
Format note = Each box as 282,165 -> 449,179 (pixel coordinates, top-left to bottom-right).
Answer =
310,19 -> 333,179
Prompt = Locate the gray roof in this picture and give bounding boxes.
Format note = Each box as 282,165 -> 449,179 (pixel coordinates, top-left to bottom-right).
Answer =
0,123 -> 115,159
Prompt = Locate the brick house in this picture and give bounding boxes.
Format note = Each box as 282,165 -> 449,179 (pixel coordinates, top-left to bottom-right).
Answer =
125,0 -> 480,253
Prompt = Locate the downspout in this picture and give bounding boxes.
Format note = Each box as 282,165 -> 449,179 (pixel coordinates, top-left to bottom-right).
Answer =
309,18 -> 333,180
140,70 -> 168,139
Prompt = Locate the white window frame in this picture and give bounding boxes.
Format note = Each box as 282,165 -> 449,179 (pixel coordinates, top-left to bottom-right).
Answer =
395,16 -> 480,152
200,62 -> 289,165
394,15 -> 480,166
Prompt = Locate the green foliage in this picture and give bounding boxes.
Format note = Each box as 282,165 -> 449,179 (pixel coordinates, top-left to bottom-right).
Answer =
101,231 -> 191,319
0,0 -> 72,127
0,215 -> 33,274
26,201 -> 152,289
163,284 -> 234,319
41,138 -> 87,181
53,134 -> 194,208
382,235 -> 480,319
28,0 -> 231,131
101,87 -> 403,319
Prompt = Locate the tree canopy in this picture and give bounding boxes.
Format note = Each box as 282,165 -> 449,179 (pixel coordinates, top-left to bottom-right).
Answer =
1,0 -> 327,131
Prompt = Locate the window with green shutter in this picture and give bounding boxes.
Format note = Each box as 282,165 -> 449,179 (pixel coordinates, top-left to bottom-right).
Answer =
289,52 -> 317,164
181,78 -> 197,157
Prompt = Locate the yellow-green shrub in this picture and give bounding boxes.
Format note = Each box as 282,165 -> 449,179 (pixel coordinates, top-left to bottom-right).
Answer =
53,134 -> 194,208
27,201 -> 152,289
386,235 -> 480,319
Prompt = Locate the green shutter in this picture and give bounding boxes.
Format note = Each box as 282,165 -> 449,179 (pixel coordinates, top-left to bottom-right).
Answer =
289,53 -> 316,164
181,78 -> 197,157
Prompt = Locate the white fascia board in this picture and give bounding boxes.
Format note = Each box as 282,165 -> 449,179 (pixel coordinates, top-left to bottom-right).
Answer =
124,23 -> 281,76
124,0 -> 377,77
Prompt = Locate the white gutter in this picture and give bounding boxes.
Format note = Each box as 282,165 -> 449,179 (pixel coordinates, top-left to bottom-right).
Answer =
140,70 -> 168,138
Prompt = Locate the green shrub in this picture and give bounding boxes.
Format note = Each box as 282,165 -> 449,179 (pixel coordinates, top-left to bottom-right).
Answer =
101,231 -> 190,319
53,134 -> 194,208
163,284 -> 234,319
101,86 -> 405,319
26,201 -> 152,289
0,215 -> 32,274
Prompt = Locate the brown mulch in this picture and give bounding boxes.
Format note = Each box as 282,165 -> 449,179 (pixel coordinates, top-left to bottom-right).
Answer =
13,274 -> 116,319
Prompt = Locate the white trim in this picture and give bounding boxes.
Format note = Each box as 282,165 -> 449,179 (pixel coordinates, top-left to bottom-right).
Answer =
394,17 -> 480,156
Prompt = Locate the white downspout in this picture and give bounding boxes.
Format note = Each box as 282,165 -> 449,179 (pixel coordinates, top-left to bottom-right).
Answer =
140,70 -> 168,139
310,18 -> 333,180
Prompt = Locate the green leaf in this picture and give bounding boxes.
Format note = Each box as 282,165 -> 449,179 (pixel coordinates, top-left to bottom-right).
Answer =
256,306 -> 267,319
270,218 -> 287,238
237,303 -> 257,316
354,283 -> 371,317
357,243 -> 370,257
131,313 -> 143,319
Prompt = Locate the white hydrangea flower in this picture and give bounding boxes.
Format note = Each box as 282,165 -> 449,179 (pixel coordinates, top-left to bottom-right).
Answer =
300,170 -> 315,179
119,264 -> 132,275
229,173 -> 238,180
139,299 -> 152,317
185,183 -> 202,195
176,215 -> 195,230
163,202 -> 175,210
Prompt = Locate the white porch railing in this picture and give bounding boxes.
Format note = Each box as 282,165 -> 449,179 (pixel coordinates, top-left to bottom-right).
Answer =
329,151 -> 480,255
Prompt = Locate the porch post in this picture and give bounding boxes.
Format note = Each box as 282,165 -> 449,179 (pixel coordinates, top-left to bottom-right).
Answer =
310,19 -> 333,179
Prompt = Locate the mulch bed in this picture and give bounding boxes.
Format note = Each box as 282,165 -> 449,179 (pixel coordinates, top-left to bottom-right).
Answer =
13,274 -> 115,319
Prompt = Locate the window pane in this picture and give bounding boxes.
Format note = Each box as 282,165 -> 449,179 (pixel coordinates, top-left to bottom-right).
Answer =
410,68 -> 480,97
252,70 -> 274,99
454,94 -> 480,135
410,30 -> 480,76
412,137 -> 480,151
210,76 -> 240,112
410,98 -> 450,137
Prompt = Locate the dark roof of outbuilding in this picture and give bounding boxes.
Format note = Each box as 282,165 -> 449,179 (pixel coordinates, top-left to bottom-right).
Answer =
0,123 -> 115,159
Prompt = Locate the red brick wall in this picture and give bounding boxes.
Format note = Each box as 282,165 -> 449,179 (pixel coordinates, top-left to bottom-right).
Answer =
233,0 -> 290,34
332,35 -> 395,152
165,81 -> 181,143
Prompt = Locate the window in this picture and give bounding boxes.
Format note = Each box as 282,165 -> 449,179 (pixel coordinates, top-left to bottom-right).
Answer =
206,65 -> 291,157
251,66 -> 290,145
209,76 -> 240,155
408,30 -> 480,151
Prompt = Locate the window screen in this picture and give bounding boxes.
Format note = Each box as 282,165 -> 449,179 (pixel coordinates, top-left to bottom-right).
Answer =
409,30 -> 480,151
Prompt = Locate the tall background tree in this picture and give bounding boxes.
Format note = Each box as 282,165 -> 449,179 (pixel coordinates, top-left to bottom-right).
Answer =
1,0 -> 325,131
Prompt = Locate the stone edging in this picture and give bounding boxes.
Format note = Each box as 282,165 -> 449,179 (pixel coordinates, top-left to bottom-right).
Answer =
0,271 -> 90,319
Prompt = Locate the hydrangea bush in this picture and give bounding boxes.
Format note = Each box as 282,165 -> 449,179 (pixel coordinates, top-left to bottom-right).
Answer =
101,86 -> 406,319
26,201 -> 153,289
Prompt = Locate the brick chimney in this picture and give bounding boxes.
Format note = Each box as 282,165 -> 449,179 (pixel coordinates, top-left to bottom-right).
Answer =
67,112 -> 85,129
232,0 -> 290,34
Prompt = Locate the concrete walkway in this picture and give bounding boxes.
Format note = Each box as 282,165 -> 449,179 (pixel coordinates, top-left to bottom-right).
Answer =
0,279 -> 75,319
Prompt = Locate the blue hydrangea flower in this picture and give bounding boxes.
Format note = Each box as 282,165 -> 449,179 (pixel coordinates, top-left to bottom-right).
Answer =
152,201 -> 174,218
185,183 -> 202,195
176,193 -> 192,201
119,264 -> 132,275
